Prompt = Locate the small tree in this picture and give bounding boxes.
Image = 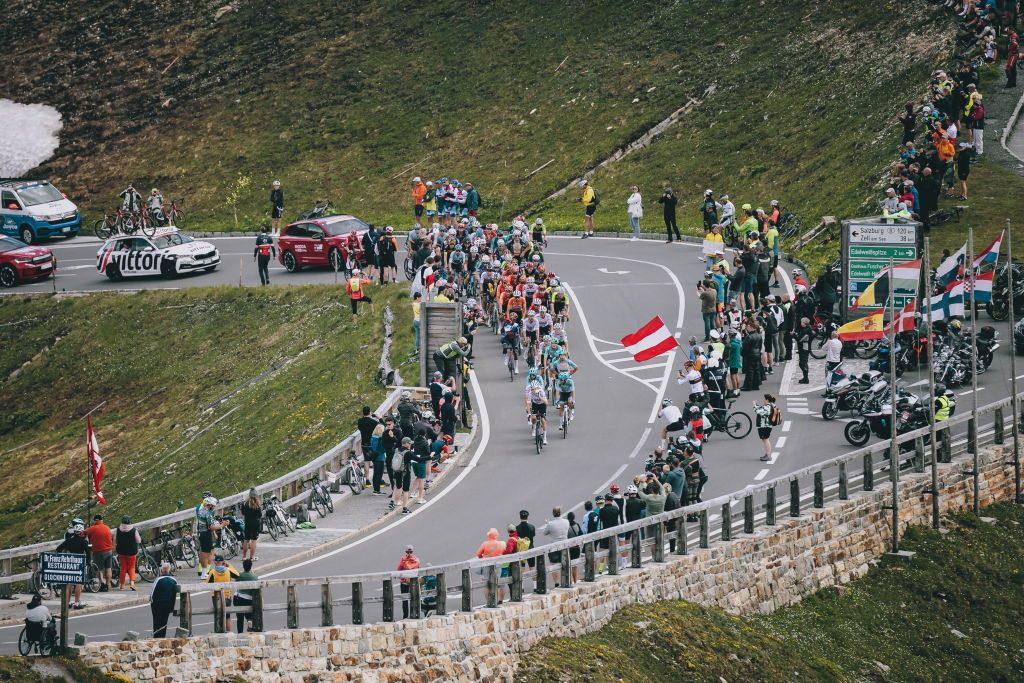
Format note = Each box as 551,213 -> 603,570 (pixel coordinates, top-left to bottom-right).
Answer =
224,173 -> 252,230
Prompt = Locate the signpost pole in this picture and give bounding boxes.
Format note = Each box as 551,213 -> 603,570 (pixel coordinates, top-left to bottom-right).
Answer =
888,257 -> 899,553
60,583 -> 70,652
924,237 -> 940,528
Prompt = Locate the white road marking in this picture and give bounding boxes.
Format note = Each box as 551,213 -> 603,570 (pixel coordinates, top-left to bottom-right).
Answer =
594,463 -> 629,495
621,361 -> 668,372
774,436 -> 787,448
754,469 -> 770,481
596,268 -> 630,275
958,387 -> 984,396
628,428 -> 652,459
598,347 -> 631,356
781,420 -> 792,433
769,451 -> 779,464
591,336 -> 622,346
56,264 -> 95,271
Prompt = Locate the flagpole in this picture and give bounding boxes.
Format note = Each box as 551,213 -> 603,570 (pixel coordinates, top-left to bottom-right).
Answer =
924,237 -> 940,528
969,228 -> 980,514
80,401 -> 106,521
888,256 -> 900,553
1007,220 -> 1021,504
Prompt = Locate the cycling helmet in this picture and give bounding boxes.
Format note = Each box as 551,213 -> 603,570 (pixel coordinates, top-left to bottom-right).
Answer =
454,244 -> 463,251
556,346 -> 568,356
534,218 -> 544,225
446,228 -> 457,236
458,337 -> 468,346
72,524 -> 85,534
203,496 -> 218,507
542,334 -> 552,342
741,203 -> 752,212
272,180 -> 281,188
480,254 -> 490,263
401,390 -> 412,400
770,199 -> 779,207
558,371 -> 571,381
527,309 -> 537,316
626,484 -> 638,495
469,246 -> 478,254
532,254 -> 541,262
555,286 -> 565,294
791,268 -> 802,276
526,276 -> 535,284
513,290 -> 523,297
950,319 -> 962,332
539,306 -> 548,313
662,398 -> 673,407
553,322 -> 563,330
720,194 -> 729,200
528,368 -> 539,378
151,188 -> 159,194
704,189 -> 713,197
689,405 -> 700,415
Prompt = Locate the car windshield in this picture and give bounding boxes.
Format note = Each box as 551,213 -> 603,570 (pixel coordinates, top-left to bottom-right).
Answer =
325,219 -> 369,236
16,183 -> 64,207
0,237 -> 28,253
150,233 -> 193,249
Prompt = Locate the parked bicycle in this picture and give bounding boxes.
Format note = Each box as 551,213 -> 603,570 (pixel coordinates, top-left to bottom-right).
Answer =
303,474 -> 336,518
340,455 -> 367,494
24,558 -> 53,600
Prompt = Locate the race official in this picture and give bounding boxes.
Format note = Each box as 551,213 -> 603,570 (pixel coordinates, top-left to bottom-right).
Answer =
253,227 -> 276,286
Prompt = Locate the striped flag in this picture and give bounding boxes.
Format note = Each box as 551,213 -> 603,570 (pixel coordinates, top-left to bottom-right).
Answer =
621,316 -> 679,362
850,259 -> 921,310
972,230 -> 1003,269
87,416 -> 107,506
926,280 -> 966,321
837,310 -> 885,341
971,270 -> 994,303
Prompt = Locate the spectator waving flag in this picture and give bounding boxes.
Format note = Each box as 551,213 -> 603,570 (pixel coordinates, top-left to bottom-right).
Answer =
972,230 -> 1003,269
936,243 -> 966,288
621,316 -> 680,362
87,416 -> 107,505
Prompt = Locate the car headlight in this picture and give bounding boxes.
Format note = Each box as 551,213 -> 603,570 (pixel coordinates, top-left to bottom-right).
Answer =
14,257 -> 32,263
164,254 -> 177,260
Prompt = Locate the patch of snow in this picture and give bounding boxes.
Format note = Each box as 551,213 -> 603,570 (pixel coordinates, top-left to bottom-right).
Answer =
0,100 -> 62,176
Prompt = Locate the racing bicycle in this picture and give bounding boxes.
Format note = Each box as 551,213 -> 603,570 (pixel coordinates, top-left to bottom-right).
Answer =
704,401 -> 753,439
403,256 -> 416,281
24,558 -> 53,600
531,413 -> 545,454
303,474 -> 335,518
929,204 -> 967,226
558,401 -> 573,439
505,343 -> 518,382
341,455 -> 366,495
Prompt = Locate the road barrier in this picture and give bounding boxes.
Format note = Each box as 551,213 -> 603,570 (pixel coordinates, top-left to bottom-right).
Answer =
160,391 -> 1022,637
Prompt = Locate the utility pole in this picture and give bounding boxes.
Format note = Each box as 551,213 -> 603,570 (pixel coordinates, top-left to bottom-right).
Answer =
888,256 -> 899,553
924,237 -> 940,528
1007,220 -> 1021,504
968,229 -> 979,514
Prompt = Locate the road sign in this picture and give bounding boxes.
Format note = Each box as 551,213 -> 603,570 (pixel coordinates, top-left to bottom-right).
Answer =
847,223 -> 916,245
40,552 -> 87,585
848,245 -> 917,259
841,218 -> 921,321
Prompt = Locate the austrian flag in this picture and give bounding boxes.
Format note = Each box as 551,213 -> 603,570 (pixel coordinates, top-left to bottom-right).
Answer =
87,416 -> 107,506
621,316 -> 679,362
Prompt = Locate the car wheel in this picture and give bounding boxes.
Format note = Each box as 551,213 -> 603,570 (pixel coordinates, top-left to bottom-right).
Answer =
19,226 -> 34,245
106,263 -> 123,282
160,260 -> 177,279
0,264 -> 16,287
283,251 -> 299,272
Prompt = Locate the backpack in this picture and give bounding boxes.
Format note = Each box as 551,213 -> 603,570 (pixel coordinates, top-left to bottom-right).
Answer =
972,103 -> 985,121
591,188 -> 601,206
515,536 -> 531,553
769,406 -> 782,427
391,450 -> 405,473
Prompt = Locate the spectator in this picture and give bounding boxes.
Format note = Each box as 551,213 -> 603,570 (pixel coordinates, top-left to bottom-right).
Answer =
701,189 -> 717,232
206,555 -> 241,632
824,331 -> 843,391
754,394 -> 778,462
55,523 -> 88,609
345,268 -> 373,320
658,188 -> 681,243
396,545 -> 420,618
626,185 -> 643,240
698,279 -> 717,342
795,317 -> 813,384
233,559 -> 259,633
540,506 -> 570,586
269,180 -> 284,234
516,510 -> 537,569
115,515 -> 142,592
241,492 -> 262,562
919,167 -> 941,230
370,422 -> 387,495
357,406 -> 379,487
84,514 -> 113,592
150,563 -> 178,637
411,177 -> 427,226
1006,33 -> 1018,89
476,528 -> 505,558
956,142 -> 973,199
578,179 -> 597,238
566,512 -> 582,582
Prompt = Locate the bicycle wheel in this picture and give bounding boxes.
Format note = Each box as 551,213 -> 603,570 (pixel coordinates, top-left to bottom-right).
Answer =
561,410 -> 569,438
32,571 -> 53,600
535,428 -> 543,453
263,517 -> 278,542
724,411 -> 753,439
172,208 -> 186,229
85,562 -> 101,593
39,630 -> 58,656
93,218 -> 113,240
322,487 -> 335,513
404,257 -> 415,281
179,537 -> 197,568
311,492 -> 327,518
141,217 -> 156,237
17,627 -> 31,656
809,335 -> 828,360
136,549 -> 157,582
276,516 -> 290,537
508,354 -> 515,382
853,339 -> 880,359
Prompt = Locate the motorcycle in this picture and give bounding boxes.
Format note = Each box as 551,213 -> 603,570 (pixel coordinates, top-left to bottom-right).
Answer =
844,392 -> 928,447
821,371 -> 873,420
976,326 -> 999,372
985,263 -> 1024,322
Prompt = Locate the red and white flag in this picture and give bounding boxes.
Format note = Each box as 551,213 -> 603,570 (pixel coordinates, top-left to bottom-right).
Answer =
621,316 -> 679,362
884,298 -> 917,335
87,416 -> 107,506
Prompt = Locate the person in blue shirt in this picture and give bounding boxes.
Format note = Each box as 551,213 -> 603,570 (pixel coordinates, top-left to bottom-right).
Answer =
555,372 -> 575,426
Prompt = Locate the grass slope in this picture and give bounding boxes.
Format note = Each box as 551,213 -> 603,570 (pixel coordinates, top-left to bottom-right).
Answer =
518,503 -> 1024,682
0,656 -> 122,682
0,285 -> 412,547
4,1 -> 951,241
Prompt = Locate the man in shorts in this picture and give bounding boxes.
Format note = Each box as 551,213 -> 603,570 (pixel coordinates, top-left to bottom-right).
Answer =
578,180 -> 597,238
525,381 -> 549,445
196,497 -> 226,580
84,514 -> 114,591
657,398 -> 686,448
411,177 -> 426,226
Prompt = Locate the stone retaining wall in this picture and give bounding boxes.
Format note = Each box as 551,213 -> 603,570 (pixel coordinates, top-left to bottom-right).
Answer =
77,445 -> 1018,682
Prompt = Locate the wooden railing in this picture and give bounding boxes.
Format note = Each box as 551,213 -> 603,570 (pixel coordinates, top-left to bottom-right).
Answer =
169,392 -> 1023,636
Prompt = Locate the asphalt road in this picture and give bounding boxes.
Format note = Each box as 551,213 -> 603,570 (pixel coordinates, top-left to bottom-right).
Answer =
0,234 -> 1017,647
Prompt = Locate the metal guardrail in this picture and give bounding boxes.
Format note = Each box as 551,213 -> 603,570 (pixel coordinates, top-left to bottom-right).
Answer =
0,387 -> 404,592
167,391 -> 1023,637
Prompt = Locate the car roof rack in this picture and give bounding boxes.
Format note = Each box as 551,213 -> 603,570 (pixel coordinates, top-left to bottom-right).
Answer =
0,178 -> 45,186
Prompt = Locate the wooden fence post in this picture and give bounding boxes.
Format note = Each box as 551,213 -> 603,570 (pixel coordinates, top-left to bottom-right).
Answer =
409,579 -> 422,619
249,588 -> 263,632
286,585 -> 298,629
461,569 -> 472,612
179,591 -> 192,635
584,542 -> 596,581
434,573 -> 447,616
351,582 -> 363,625
212,589 -> 225,634
630,530 -> 642,568
486,565 -> 498,608
535,555 -> 548,593
653,523 -> 665,562
838,462 -> 848,500
721,503 -> 732,541
382,579 -> 395,622
510,561 -> 524,600
321,583 -> 333,627
789,479 -> 801,517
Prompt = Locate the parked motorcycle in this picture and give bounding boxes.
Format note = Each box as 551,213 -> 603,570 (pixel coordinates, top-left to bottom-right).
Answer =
844,390 -> 927,447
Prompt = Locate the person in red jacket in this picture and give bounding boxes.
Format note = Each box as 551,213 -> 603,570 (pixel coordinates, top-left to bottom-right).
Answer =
1007,33 -> 1019,89
396,544 -> 420,618
346,268 -> 373,320
84,514 -> 114,592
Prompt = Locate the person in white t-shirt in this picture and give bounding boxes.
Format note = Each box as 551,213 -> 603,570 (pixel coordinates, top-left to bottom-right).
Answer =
677,359 -> 705,401
657,398 -> 686,448
823,331 -> 843,390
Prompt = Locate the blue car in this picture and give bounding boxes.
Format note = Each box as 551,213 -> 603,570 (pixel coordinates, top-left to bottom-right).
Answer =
0,179 -> 81,244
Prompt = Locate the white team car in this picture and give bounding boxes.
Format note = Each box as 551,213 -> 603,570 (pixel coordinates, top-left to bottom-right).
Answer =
96,228 -> 220,281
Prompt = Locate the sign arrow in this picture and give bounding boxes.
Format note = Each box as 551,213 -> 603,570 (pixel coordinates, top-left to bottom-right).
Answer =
597,268 -> 630,275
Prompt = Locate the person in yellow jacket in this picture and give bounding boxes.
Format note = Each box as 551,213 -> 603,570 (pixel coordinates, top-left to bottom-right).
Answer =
206,555 -> 241,631
702,225 -> 724,263
578,179 -> 597,238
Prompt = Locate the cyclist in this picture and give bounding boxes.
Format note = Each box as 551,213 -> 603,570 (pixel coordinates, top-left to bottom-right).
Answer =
522,310 -> 540,364
119,184 -> 143,213
551,286 -> 570,322
505,289 -> 527,319
657,398 -> 686,448
554,371 -> 575,425
253,226 -> 276,286
448,243 -> 467,289
525,381 -> 549,445
532,217 -> 547,246
55,522 -> 89,609
536,306 -> 554,339
501,314 -> 523,375
196,497 -> 226,581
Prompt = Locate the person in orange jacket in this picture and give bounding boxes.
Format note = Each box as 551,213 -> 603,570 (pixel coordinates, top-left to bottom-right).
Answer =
410,177 -> 427,227
346,268 -> 373,320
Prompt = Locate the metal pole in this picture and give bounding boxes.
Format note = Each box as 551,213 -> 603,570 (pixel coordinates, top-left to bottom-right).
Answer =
888,257 -> 899,553
969,229 -> 980,513
80,401 -> 106,522
925,237 -> 940,528
1007,220 -> 1021,504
